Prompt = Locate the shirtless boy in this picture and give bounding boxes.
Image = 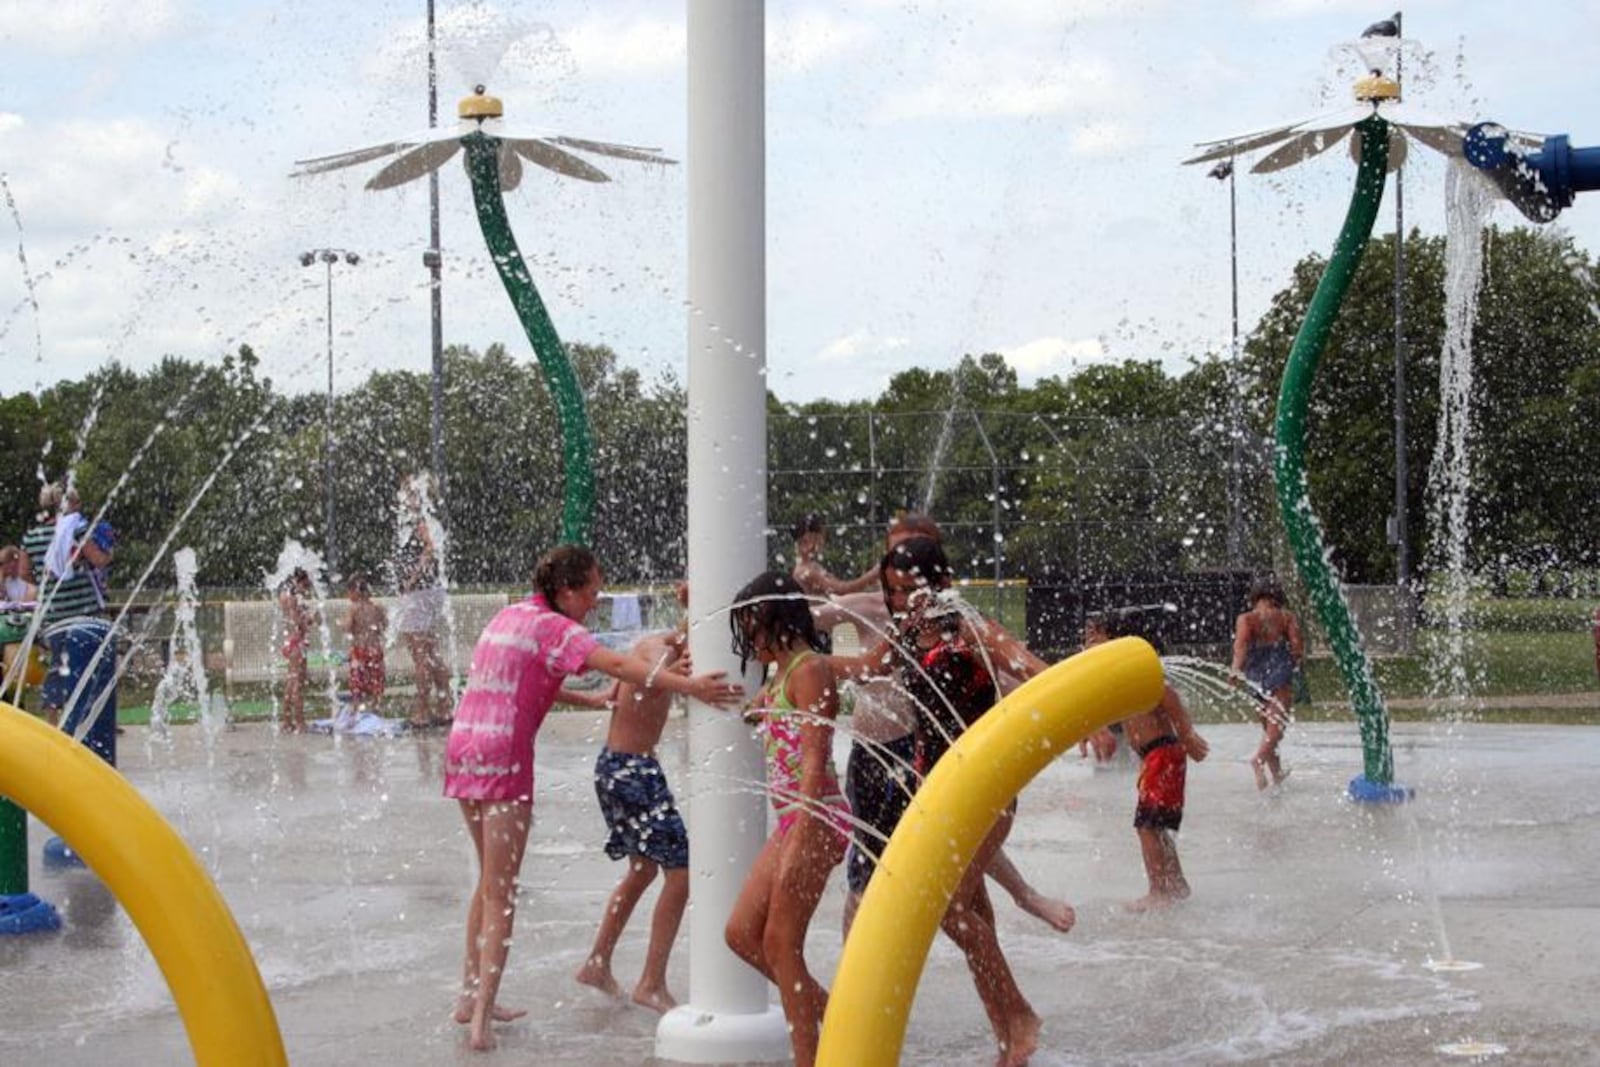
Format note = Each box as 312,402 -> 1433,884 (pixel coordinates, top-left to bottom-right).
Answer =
576,587 -> 693,1013
1104,610 -> 1209,911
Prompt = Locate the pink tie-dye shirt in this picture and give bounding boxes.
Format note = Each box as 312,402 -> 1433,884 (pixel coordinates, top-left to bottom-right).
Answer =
443,594 -> 598,802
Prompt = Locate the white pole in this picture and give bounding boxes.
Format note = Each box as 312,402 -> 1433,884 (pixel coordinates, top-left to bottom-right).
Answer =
657,1 -> 790,1062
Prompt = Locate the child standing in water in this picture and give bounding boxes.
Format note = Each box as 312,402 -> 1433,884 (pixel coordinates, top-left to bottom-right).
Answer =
723,571 -> 851,1067
443,547 -> 742,1052
1106,610 -> 1209,911
278,568 -> 314,733
831,537 -> 1043,1067
342,574 -> 388,714
577,584 -> 694,1013
1231,574 -> 1302,789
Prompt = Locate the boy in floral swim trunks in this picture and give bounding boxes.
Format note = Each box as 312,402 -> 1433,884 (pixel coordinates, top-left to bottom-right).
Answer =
576,584 -> 694,1014
1104,610 -> 1210,911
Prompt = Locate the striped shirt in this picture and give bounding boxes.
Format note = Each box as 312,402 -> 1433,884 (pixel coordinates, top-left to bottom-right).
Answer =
22,519 -> 108,625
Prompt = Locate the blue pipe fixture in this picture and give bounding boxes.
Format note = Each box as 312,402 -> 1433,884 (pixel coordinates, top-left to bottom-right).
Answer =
1463,124 -> 1600,223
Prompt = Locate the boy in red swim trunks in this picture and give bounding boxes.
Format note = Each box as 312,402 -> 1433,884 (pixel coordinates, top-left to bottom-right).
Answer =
1105,609 -> 1209,911
343,573 -> 388,713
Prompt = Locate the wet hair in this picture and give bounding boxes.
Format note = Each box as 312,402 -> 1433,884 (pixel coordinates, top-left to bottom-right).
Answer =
346,572 -> 370,596
879,536 -> 953,595
533,544 -> 598,604
887,512 -> 942,546
790,514 -> 825,542
1248,573 -> 1286,608
729,571 -> 825,673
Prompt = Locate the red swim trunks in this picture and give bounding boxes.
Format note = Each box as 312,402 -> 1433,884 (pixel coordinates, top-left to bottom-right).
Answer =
349,644 -> 386,701
1134,735 -> 1186,831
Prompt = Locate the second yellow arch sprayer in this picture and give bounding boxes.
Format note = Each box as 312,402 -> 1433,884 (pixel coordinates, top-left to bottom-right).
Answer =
816,636 -> 1165,1066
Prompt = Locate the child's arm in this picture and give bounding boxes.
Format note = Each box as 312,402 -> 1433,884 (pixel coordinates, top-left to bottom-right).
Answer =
1286,611 -> 1305,664
584,645 -> 743,708
1163,686 -> 1209,762
828,637 -> 898,684
969,616 -> 1050,683
558,683 -> 615,710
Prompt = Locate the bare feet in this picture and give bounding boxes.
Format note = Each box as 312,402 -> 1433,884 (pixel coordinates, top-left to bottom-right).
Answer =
575,957 -> 623,998
1124,892 -> 1174,913
631,983 -> 678,1014
1016,890 -> 1076,934
997,1011 -> 1041,1067
467,1018 -> 495,1052
1251,756 -> 1269,791
455,994 -> 527,1025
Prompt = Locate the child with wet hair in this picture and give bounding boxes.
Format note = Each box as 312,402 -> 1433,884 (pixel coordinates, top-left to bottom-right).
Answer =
830,535 -> 1044,1067
1103,609 -> 1209,911
722,570 -> 850,1067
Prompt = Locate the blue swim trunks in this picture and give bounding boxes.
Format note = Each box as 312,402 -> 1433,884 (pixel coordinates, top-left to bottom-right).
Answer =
593,748 -> 689,870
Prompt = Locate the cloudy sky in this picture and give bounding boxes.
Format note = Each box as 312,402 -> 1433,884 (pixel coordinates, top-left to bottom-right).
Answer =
4,0 -> 1599,403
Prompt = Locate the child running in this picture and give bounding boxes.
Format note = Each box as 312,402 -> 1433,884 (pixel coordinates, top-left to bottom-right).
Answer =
443,546 -> 743,1052
342,573 -> 388,714
723,571 -> 851,1067
1105,610 -> 1210,911
831,536 -> 1042,1067
576,585 -> 693,1014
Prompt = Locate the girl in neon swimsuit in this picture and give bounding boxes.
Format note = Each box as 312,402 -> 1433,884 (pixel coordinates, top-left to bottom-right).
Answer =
724,571 -> 850,1067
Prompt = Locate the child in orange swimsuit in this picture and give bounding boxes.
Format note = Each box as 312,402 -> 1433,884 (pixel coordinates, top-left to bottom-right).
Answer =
723,571 -> 849,1067
1105,609 -> 1209,911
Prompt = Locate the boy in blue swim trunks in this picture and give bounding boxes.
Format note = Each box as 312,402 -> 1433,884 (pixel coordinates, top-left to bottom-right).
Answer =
576,588 -> 692,1013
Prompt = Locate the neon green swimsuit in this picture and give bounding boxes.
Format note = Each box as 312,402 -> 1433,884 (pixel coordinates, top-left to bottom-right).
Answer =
753,651 -> 851,836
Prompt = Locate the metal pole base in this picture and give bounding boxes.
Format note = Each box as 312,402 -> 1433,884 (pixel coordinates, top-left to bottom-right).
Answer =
0,891 -> 61,935
1347,775 -> 1415,804
656,1004 -> 792,1065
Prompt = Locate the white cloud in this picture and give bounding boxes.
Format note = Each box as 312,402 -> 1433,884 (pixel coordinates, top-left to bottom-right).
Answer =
0,0 -> 184,54
1067,120 -> 1139,157
768,9 -> 874,75
873,55 -> 1122,122
561,14 -> 686,79
815,329 -> 909,364
1000,336 -> 1106,378
0,113 -> 23,137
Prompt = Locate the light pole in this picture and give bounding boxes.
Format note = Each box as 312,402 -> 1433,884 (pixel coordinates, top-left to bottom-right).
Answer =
1209,157 -> 1244,567
300,247 -> 361,576
426,0 -> 446,502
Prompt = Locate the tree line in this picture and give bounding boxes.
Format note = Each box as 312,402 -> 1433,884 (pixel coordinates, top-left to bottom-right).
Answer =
1,225 -> 1595,596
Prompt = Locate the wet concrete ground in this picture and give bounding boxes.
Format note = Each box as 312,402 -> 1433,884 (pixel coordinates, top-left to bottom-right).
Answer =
5,714 -> 1599,1065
